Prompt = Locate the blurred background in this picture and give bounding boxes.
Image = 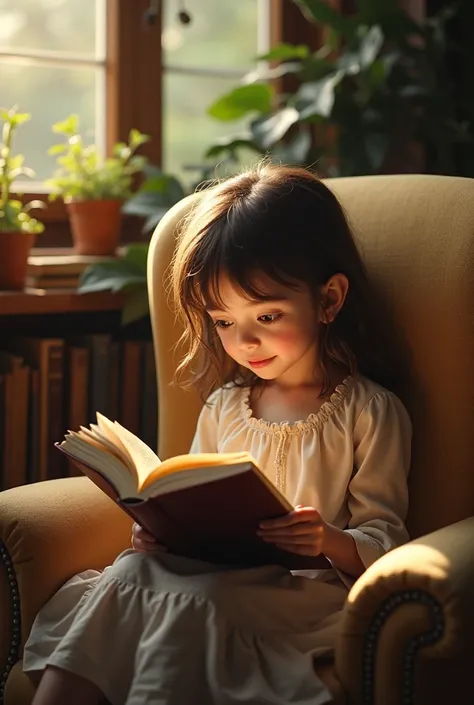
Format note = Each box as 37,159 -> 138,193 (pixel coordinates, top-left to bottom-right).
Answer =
1,0 -> 473,247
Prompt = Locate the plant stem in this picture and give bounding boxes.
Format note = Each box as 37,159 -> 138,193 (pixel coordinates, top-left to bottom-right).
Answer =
0,117 -> 13,210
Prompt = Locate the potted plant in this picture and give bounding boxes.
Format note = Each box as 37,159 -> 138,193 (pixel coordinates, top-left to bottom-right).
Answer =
46,115 -> 150,255
0,107 -> 45,290
205,0 -> 472,177
77,165 -> 191,324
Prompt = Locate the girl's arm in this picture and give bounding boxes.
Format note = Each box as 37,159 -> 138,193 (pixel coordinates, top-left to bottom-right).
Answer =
259,390 -> 411,579
342,390 -> 412,572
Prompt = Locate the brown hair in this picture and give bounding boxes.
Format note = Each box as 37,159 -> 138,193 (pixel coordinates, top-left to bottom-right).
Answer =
170,163 -> 396,398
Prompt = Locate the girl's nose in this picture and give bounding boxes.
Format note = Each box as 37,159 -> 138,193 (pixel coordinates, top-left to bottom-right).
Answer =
237,329 -> 260,350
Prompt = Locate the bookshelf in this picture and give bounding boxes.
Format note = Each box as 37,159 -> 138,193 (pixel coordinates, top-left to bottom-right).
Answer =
0,288 -> 157,492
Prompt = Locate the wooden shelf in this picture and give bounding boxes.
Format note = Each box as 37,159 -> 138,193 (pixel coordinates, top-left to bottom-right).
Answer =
0,289 -> 125,316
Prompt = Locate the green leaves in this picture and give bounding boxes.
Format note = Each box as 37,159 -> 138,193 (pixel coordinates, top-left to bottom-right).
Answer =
251,107 -> 300,150
0,106 -> 45,235
78,244 -> 150,325
122,165 -> 187,233
48,115 -> 150,202
207,84 -> 274,121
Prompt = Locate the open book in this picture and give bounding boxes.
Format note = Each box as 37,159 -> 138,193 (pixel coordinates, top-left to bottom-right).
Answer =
56,413 -> 330,570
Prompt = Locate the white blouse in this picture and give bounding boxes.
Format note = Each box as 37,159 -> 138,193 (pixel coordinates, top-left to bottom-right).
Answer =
190,375 -> 412,583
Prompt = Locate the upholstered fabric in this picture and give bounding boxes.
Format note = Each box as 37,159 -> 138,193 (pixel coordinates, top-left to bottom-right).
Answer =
1,174 -> 473,705
0,476 -> 132,702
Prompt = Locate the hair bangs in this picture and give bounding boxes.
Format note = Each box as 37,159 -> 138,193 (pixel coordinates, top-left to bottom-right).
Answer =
194,213 -> 303,312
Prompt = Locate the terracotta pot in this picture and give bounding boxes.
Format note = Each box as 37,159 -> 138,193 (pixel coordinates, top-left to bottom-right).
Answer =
0,231 -> 36,290
67,199 -> 122,255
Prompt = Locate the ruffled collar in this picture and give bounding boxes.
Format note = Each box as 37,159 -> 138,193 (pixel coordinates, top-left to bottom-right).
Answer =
240,376 -> 355,434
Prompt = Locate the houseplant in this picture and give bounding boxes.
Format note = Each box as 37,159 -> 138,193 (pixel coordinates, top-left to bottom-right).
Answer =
78,165 -> 190,325
46,115 -> 150,255
0,106 -> 44,290
205,0 -> 471,177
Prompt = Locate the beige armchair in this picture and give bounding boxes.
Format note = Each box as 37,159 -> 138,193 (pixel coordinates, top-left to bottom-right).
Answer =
1,174 -> 474,705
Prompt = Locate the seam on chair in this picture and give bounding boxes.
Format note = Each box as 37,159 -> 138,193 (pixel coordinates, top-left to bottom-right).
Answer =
0,542 -> 21,705
362,589 -> 444,705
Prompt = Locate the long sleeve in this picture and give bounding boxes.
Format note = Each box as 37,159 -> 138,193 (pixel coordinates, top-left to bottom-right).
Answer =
345,391 -> 412,570
189,388 -> 223,454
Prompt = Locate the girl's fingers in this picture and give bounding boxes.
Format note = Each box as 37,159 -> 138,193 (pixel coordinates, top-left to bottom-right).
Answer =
260,533 -> 320,545
259,506 -> 320,529
258,523 -> 322,538
133,539 -> 168,553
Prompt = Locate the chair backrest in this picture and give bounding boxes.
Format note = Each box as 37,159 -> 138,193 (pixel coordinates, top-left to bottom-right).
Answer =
148,174 -> 474,540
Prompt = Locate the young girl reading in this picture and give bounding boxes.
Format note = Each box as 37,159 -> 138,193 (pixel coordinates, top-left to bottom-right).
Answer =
25,164 -> 412,705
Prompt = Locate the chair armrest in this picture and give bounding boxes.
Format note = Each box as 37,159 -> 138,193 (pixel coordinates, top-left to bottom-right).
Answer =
335,516 -> 474,705
0,477 -> 132,686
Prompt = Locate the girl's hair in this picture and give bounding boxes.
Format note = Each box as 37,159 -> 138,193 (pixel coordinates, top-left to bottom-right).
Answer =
170,162 -> 399,397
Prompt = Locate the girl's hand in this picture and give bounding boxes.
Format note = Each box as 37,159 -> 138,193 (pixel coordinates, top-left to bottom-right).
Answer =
131,522 -> 168,553
257,505 -> 327,556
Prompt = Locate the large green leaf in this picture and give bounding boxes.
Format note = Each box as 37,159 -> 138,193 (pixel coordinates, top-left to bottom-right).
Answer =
270,129 -> 312,165
122,243 -> 149,274
121,287 -> 150,326
207,84 -> 273,122
250,107 -> 300,150
78,260 -> 146,293
296,72 -> 343,120
358,25 -> 384,69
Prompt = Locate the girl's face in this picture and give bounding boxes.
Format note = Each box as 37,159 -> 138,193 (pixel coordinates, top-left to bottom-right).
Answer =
206,274 -> 321,387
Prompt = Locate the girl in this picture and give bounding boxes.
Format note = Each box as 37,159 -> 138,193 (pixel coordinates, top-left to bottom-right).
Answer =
25,164 -> 412,705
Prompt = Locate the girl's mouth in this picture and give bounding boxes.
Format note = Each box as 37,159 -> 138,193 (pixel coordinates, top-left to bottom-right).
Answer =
248,356 -> 276,369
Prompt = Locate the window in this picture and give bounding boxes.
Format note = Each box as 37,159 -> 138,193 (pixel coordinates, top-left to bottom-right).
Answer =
0,0 -> 107,189
0,0 -> 272,246
162,0 -> 270,186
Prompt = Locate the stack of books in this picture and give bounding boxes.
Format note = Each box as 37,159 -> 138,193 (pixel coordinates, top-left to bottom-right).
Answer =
26,253 -> 118,290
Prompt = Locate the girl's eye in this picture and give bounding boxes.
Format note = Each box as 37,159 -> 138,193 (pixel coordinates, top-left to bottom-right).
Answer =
213,320 -> 232,329
258,313 -> 282,324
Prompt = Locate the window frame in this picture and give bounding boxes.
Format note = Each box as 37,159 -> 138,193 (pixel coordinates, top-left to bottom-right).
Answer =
12,0 -> 348,249
10,0 -> 163,248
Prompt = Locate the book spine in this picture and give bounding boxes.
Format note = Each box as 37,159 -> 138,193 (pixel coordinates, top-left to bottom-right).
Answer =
13,363 -> 30,487
27,369 -> 40,484
120,340 -> 143,435
108,341 -> 120,423
89,335 -> 111,420
45,341 -> 65,480
67,347 -> 90,476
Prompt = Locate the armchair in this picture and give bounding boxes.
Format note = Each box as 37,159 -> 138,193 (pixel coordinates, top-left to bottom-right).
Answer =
1,173 -> 473,705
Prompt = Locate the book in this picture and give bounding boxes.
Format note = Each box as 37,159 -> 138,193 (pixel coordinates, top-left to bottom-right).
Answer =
119,340 -> 143,434
27,253 -> 118,277
56,414 -> 331,571
8,338 -> 65,481
26,274 -> 80,289
66,346 -> 90,477
0,352 -> 30,489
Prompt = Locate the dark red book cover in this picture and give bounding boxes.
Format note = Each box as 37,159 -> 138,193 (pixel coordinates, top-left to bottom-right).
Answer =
55,444 -> 331,571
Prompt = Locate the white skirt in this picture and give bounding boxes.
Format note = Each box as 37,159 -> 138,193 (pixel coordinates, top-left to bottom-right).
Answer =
23,550 -> 348,705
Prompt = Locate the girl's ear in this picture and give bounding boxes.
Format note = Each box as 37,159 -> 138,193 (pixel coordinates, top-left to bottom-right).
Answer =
319,273 -> 349,323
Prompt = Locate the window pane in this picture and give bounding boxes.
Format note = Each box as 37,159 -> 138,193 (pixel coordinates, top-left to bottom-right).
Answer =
0,62 -> 102,183
0,0 -> 104,57
163,0 -> 258,70
163,72 -> 260,187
